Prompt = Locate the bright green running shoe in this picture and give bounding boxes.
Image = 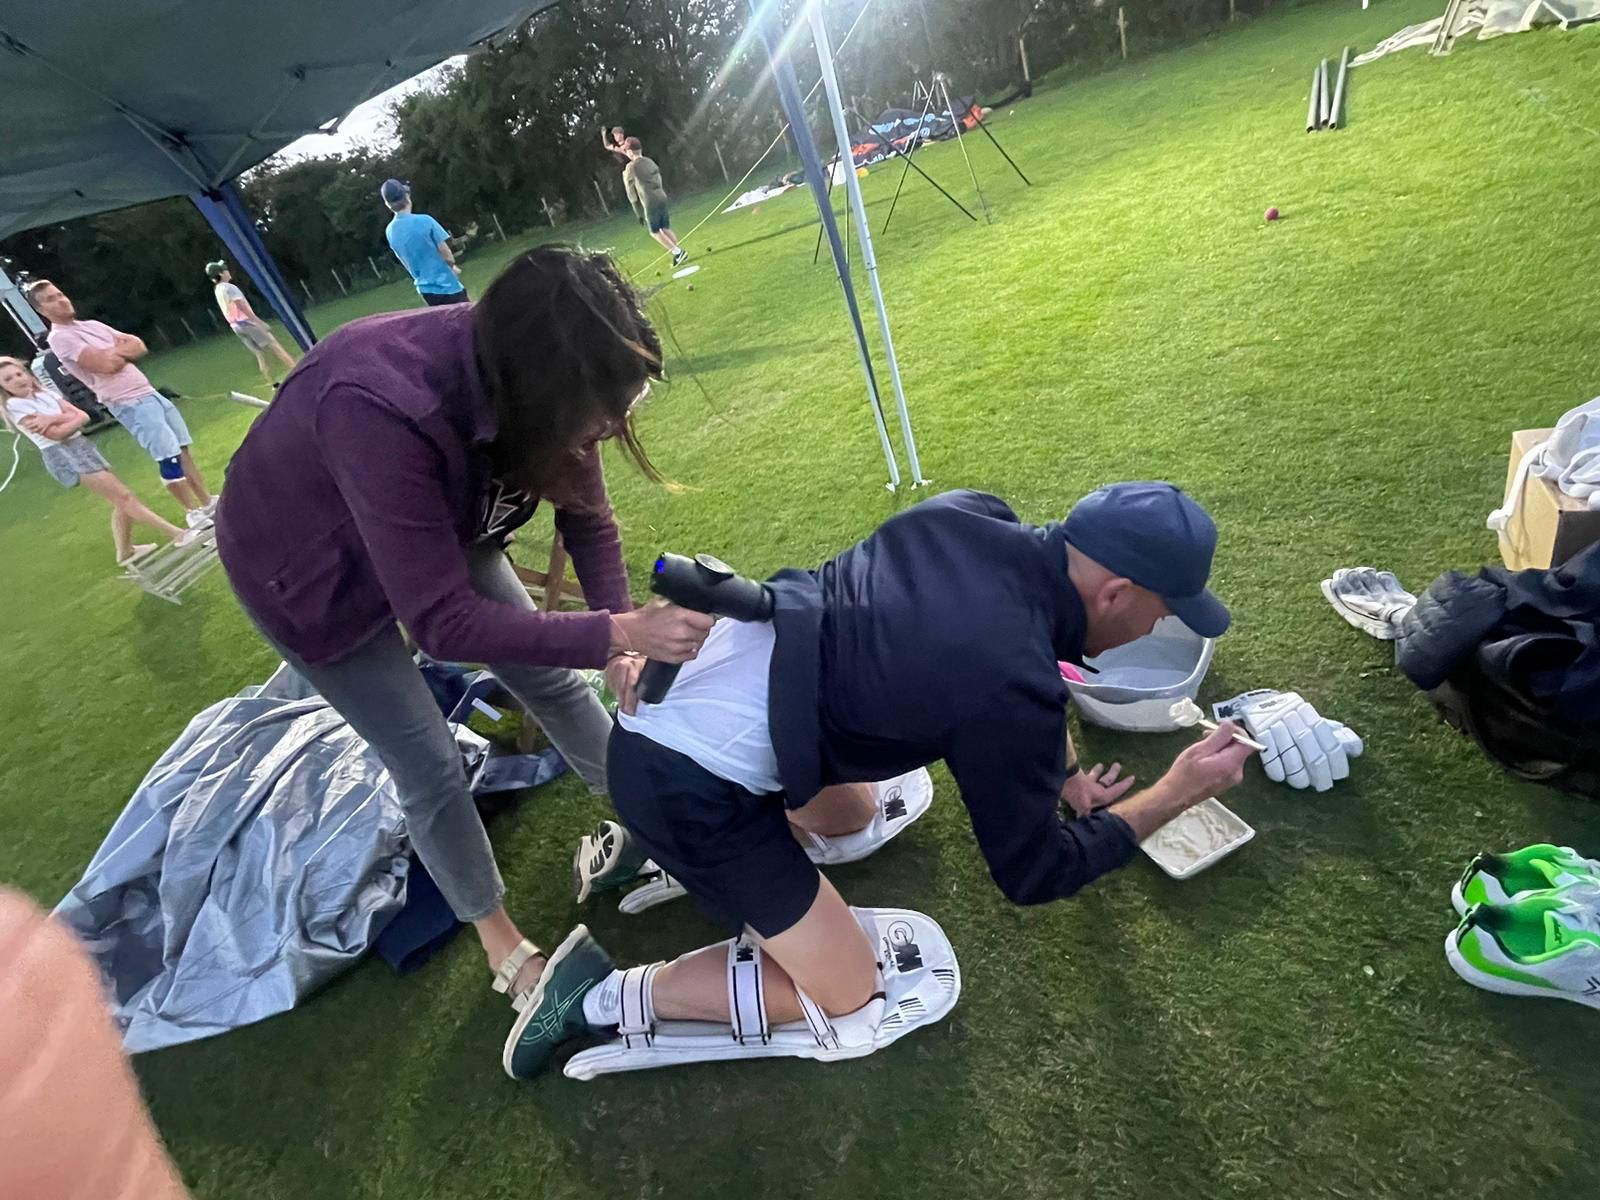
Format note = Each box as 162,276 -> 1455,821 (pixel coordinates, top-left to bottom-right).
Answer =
1452,844 -> 1600,916
502,925 -> 614,1079
1446,888 -> 1600,1011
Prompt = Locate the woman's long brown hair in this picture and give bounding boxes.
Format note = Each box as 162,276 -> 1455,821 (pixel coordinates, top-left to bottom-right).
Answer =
472,246 -> 665,498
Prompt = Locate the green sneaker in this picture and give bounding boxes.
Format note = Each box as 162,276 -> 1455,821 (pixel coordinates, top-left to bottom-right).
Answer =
502,925 -> 614,1079
1452,844 -> 1600,915
1446,888 -> 1600,1010
573,819 -> 650,903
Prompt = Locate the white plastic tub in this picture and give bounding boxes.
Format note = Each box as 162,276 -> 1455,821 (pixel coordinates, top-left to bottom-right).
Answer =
1061,615 -> 1216,732
1140,798 -> 1255,879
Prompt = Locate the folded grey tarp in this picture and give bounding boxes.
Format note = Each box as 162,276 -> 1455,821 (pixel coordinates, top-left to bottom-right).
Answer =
54,664 -> 560,1053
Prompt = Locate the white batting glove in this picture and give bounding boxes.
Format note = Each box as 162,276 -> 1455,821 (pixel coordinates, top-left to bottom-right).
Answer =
1213,690 -> 1362,792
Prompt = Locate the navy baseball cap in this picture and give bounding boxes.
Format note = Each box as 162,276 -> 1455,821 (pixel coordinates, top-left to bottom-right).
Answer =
1062,481 -> 1230,638
379,178 -> 410,204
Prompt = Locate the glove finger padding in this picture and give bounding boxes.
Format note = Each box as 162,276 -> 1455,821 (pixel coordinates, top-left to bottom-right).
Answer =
1261,721 -> 1300,786
1332,723 -> 1363,758
1313,719 -> 1350,782
1284,710 -> 1328,790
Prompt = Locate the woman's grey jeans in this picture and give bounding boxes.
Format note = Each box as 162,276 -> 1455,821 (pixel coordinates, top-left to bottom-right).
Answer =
249,547 -> 613,923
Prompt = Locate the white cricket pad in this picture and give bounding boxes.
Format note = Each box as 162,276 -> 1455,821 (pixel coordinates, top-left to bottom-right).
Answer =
617,863 -> 689,914
800,769 -> 934,866
562,906 -> 960,1079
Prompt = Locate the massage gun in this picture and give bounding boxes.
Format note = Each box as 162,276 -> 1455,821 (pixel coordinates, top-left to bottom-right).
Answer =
635,553 -> 774,705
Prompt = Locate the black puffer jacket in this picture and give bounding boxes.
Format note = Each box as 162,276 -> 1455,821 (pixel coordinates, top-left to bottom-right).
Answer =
1396,541 -> 1600,798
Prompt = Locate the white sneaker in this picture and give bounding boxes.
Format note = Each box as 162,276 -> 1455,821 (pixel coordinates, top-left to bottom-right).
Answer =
1446,887 -> 1600,1010
202,495 -> 220,516
185,509 -> 213,530
174,528 -> 201,548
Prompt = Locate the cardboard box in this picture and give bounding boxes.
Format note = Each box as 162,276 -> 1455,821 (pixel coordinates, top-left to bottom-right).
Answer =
1497,427 -> 1600,570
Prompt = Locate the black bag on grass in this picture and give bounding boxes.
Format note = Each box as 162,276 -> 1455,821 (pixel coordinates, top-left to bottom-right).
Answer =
1396,542 -> 1600,801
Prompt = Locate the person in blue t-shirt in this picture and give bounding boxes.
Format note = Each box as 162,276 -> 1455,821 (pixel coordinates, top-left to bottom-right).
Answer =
380,179 -> 468,306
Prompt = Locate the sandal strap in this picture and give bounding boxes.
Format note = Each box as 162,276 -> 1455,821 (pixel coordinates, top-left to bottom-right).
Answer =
491,939 -> 542,996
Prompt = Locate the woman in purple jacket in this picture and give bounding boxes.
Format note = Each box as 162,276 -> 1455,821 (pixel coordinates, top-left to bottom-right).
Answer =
215,247 -> 710,1063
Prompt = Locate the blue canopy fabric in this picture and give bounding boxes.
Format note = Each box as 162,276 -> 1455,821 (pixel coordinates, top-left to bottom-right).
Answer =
0,3 -> 551,239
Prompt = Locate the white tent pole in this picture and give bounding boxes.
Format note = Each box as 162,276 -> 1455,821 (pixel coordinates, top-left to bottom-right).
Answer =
752,0 -> 901,490
806,2 -> 929,486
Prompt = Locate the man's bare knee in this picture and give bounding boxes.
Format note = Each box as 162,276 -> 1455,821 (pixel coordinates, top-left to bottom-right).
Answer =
791,783 -> 877,838
803,962 -> 876,1018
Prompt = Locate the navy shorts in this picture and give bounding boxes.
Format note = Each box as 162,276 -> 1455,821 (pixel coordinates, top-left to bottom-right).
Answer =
607,724 -> 819,937
647,208 -> 671,233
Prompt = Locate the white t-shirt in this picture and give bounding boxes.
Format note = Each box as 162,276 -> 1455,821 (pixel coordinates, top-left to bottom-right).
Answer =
4,386 -> 70,450
618,618 -> 782,794
214,282 -> 250,325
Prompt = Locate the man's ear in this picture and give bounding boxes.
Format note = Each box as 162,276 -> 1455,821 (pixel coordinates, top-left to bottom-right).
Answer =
1099,576 -> 1135,612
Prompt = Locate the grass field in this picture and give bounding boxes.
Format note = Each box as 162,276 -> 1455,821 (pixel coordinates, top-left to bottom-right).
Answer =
5,2 -> 1600,1195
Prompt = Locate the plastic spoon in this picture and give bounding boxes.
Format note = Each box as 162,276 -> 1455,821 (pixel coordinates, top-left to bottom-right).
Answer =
1168,699 -> 1268,752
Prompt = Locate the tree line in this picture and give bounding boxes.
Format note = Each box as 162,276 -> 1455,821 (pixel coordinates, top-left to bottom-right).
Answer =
0,0 -> 1282,354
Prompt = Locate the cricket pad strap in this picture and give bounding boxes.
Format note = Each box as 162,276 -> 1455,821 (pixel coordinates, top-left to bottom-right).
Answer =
618,963 -> 661,1048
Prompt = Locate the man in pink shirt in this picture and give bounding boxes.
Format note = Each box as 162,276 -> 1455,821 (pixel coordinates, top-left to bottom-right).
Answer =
29,279 -> 212,523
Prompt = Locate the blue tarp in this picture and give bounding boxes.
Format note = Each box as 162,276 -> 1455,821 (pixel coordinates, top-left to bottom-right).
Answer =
54,663 -> 567,1053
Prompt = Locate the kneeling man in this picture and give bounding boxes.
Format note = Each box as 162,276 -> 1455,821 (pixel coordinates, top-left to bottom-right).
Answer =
510,484 -> 1257,1080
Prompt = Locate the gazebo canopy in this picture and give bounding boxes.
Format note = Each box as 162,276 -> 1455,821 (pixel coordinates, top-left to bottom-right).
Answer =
0,2 -> 549,239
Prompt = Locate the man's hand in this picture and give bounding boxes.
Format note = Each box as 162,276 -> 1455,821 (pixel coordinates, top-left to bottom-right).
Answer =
1162,721 -> 1256,807
111,332 -> 147,360
1061,762 -> 1135,817
1105,722 -> 1257,841
605,654 -> 645,716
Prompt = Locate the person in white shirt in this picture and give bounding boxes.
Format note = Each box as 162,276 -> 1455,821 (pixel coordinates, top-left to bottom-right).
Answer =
0,356 -> 192,566
205,261 -> 298,384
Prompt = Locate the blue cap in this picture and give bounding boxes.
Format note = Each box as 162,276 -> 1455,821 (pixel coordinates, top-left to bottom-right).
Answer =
1062,482 -> 1230,638
379,178 -> 410,204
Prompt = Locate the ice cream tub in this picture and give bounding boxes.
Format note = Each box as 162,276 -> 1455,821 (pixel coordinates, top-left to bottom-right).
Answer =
1139,798 -> 1255,879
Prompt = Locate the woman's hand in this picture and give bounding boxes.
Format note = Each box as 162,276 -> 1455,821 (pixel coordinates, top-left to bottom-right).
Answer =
605,654 -> 645,716
609,599 -> 713,663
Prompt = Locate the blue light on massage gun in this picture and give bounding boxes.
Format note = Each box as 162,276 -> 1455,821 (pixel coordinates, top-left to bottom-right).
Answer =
654,557 -> 666,575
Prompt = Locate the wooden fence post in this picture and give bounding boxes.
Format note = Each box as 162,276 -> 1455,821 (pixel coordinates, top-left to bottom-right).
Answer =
1118,8 -> 1128,60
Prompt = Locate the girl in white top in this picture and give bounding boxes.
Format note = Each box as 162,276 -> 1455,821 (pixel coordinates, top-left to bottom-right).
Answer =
0,356 -> 190,566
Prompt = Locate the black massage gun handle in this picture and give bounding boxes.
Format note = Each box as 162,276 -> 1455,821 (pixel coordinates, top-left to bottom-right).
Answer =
635,658 -> 681,706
